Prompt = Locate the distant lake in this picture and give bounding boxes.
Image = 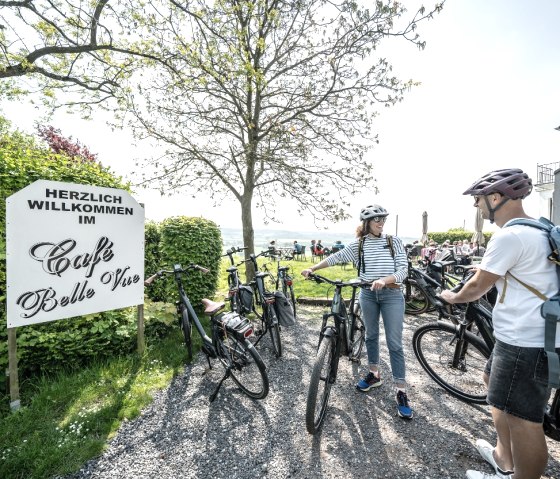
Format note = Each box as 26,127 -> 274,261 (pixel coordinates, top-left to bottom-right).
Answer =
220,227 -> 417,252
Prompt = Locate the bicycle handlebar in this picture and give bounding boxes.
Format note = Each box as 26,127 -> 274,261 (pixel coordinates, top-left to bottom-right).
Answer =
305,273 -> 372,289
144,264 -> 210,287
222,246 -> 248,257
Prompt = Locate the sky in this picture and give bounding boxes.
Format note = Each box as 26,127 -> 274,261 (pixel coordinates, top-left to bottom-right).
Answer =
3,0 -> 560,239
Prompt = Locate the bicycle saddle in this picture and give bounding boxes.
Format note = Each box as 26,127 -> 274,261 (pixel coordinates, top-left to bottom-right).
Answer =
202,298 -> 226,315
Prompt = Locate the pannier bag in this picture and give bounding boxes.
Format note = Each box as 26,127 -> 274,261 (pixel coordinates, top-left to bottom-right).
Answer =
273,291 -> 296,327
238,285 -> 254,314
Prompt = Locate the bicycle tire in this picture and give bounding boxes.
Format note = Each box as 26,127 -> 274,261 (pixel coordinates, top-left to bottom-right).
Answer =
306,335 -> 336,434
218,335 -> 269,399
179,308 -> 193,361
413,321 -> 490,404
286,282 -> 297,318
349,304 -> 365,360
403,280 -> 430,315
267,306 -> 283,358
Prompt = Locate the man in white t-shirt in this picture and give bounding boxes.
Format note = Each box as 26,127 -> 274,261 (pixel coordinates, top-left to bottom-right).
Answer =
441,168 -> 560,479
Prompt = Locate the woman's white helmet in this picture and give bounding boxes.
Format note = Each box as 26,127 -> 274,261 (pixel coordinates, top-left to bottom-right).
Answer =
360,204 -> 388,221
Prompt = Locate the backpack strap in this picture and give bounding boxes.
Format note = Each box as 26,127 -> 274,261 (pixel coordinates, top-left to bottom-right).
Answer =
386,234 -> 395,258
357,236 -> 365,274
542,298 -> 560,388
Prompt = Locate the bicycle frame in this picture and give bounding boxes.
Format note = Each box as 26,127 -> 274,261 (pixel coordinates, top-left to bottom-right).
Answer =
172,267 -> 216,358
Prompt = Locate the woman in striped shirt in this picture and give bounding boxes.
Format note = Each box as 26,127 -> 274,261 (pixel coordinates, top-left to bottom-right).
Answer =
301,204 -> 413,419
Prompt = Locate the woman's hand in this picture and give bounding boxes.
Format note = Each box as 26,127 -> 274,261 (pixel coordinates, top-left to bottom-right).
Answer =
371,279 -> 386,290
301,268 -> 313,278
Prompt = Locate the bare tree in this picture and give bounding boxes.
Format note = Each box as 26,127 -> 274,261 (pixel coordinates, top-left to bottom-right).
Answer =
0,0 -> 160,109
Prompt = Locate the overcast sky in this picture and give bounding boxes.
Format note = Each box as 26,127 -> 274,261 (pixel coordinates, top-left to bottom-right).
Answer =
4,0 -> 560,238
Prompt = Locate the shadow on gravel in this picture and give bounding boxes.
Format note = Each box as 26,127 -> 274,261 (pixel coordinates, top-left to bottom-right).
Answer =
66,305 -> 560,479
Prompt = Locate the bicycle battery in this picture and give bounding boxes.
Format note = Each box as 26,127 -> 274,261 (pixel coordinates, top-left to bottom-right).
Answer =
216,312 -> 254,340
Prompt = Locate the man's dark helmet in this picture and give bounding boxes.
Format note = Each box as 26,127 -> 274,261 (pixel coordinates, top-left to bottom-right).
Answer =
463,168 -> 533,200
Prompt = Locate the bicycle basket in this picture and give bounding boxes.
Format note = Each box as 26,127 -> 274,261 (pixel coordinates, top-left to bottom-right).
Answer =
214,312 -> 254,339
238,285 -> 254,314
272,291 -> 296,327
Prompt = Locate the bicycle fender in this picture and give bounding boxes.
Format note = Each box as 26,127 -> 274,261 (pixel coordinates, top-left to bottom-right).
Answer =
321,327 -> 336,338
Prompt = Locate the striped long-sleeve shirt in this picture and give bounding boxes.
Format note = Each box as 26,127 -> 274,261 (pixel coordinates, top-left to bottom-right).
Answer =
325,234 -> 408,283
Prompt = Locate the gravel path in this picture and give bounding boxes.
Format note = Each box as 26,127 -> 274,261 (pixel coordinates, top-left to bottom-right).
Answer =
67,306 -> 560,479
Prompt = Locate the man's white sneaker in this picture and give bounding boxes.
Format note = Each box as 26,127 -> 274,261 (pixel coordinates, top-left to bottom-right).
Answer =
466,471 -> 502,479
474,439 -> 514,478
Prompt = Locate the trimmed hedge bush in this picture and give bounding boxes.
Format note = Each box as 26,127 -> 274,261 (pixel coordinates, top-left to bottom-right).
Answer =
144,221 -> 165,302
427,229 -> 493,246
158,216 -> 222,307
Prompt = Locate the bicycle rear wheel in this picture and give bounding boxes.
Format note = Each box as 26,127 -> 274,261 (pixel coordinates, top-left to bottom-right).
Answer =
283,281 -> 297,318
306,335 -> 336,434
179,308 -> 193,361
403,279 -> 430,315
267,306 -> 283,358
412,321 -> 490,404
219,335 -> 269,399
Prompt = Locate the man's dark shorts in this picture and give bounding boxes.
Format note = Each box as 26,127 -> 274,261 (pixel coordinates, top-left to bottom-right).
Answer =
484,339 -> 558,423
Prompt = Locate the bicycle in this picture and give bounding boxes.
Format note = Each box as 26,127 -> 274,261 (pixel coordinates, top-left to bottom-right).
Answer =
245,251 -> 284,358
262,256 -> 297,318
144,263 -> 269,401
221,246 -> 251,314
303,273 -> 368,434
403,246 -> 465,316
411,272 -> 560,440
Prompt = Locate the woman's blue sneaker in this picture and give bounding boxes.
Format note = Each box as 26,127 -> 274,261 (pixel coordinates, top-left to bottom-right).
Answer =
396,390 -> 413,419
356,372 -> 382,391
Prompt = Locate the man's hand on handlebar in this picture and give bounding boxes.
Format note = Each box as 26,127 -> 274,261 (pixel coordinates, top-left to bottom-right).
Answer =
439,289 -> 458,304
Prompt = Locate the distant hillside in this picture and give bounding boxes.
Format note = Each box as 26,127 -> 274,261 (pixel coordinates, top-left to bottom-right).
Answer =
220,227 -> 417,251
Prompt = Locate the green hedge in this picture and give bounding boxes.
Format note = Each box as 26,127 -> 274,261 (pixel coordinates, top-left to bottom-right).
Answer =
427,229 -> 493,245
157,216 -> 222,307
144,221 -> 165,302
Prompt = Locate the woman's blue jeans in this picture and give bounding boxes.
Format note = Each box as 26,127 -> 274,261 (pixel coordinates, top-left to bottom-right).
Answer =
359,288 -> 406,383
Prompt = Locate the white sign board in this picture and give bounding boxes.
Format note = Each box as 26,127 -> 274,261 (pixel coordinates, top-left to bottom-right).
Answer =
6,180 -> 145,328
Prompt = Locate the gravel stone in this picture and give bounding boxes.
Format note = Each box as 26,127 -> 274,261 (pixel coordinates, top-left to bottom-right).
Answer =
64,306 -> 560,479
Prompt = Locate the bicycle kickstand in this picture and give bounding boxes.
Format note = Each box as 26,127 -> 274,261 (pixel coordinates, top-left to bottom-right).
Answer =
209,368 -> 231,402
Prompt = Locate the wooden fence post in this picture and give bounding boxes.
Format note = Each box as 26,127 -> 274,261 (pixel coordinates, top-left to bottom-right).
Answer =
137,303 -> 145,355
7,327 -> 20,411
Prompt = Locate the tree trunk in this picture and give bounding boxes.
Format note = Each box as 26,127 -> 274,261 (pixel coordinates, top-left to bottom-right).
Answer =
241,192 -> 256,282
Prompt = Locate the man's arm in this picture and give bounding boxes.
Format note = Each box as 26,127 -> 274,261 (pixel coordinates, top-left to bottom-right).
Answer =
440,268 -> 500,304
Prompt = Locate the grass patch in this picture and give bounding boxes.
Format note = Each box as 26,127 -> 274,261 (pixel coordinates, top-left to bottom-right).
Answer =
216,255 -> 358,302
0,331 -> 189,479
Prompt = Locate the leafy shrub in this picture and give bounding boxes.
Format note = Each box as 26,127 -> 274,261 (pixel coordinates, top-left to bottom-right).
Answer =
144,221 -> 165,302
158,216 -> 222,307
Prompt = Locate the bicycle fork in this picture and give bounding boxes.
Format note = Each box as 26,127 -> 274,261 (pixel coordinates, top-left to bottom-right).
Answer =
441,321 -> 470,371
318,314 -> 342,384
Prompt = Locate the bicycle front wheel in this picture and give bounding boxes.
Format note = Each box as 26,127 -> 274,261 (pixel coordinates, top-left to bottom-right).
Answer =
306,335 -> 336,434
219,336 -> 269,399
403,279 -> 430,315
348,304 -> 365,361
412,321 -> 490,404
179,308 -> 193,361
